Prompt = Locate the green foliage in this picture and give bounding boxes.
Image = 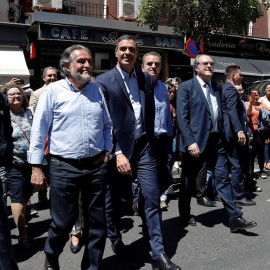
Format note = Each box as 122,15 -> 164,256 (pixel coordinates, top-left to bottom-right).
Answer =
138,0 -> 268,47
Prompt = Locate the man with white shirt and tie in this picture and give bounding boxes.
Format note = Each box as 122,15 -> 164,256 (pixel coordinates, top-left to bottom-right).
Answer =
177,54 -> 257,232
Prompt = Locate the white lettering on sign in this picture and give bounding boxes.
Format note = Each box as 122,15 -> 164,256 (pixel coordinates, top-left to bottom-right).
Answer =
50,27 -> 88,40
51,27 -> 60,38
155,37 -> 179,48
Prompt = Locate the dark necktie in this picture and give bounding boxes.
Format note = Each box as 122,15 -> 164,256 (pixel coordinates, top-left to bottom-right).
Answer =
205,82 -> 214,124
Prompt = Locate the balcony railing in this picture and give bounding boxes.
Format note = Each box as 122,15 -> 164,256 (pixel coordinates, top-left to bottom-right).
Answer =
62,1 -> 108,19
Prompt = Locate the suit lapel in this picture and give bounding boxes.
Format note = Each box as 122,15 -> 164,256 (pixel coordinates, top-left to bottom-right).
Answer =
113,67 -> 133,107
193,77 -> 210,114
136,71 -> 146,117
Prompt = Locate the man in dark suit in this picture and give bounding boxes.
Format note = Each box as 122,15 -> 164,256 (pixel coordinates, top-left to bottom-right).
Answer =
177,54 -> 257,232
96,35 -> 180,270
222,65 -> 255,206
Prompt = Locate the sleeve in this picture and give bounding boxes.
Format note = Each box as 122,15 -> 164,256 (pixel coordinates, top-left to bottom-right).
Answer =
27,87 -> 54,164
165,91 -> 173,136
99,87 -> 113,152
225,86 -> 243,133
96,75 -> 121,155
29,91 -> 39,107
177,83 -> 196,149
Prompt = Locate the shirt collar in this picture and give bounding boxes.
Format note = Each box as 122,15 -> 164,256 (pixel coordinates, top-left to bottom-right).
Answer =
65,77 -> 90,92
116,65 -> 137,80
196,75 -> 211,88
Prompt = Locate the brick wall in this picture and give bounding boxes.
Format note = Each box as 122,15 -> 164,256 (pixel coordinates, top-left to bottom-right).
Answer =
253,4 -> 269,38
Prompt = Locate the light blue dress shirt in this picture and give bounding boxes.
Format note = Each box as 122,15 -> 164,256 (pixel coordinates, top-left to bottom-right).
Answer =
27,78 -> 112,164
154,80 -> 173,136
116,66 -> 145,139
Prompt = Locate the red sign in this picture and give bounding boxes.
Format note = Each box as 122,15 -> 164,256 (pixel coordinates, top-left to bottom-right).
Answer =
30,42 -> 36,59
186,38 -> 204,58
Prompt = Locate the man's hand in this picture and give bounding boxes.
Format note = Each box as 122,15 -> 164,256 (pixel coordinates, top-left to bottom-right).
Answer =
238,132 -> 246,146
31,165 -> 48,190
116,153 -> 132,175
187,143 -> 200,157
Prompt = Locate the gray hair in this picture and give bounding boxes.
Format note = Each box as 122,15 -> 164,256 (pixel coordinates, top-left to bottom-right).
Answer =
193,54 -> 214,74
42,66 -> 57,77
116,35 -> 138,50
59,44 -> 91,77
142,52 -> 162,65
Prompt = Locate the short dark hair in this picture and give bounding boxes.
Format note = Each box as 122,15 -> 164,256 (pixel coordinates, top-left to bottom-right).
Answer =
225,65 -> 241,79
1,83 -> 28,109
142,52 -> 162,65
59,44 -> 91,77
116,35 -> 138,50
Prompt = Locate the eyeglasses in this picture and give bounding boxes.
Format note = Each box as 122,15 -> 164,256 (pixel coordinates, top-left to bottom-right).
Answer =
199,62 -> 215,67
7,93 -> 23,98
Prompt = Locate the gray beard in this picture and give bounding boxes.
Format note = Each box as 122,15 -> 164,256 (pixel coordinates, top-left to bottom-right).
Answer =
70,66 -> 91,82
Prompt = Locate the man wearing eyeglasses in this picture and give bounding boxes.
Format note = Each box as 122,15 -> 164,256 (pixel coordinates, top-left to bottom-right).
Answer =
177,54 -> 257,232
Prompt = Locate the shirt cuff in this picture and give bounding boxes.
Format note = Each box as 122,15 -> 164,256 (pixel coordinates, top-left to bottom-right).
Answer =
27,151 -> 44,165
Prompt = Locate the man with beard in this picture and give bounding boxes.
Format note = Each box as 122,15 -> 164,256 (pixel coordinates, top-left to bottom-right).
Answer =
28,44 -> 113,270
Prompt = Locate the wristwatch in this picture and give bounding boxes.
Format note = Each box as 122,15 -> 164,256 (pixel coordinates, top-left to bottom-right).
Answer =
105,151 -> 112,160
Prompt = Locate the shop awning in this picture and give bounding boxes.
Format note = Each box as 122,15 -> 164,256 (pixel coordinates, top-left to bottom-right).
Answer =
210,55 -> 263,77
0,48 -> 30,86
246,59 -> 270,77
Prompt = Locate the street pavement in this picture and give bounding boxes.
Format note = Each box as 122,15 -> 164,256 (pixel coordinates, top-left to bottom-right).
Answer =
8,165 -> 270,270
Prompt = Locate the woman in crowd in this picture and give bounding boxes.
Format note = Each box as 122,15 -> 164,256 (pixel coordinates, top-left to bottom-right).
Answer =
1,83 -> 34,248
246,90 -> 268,179
258,84 -> 270,170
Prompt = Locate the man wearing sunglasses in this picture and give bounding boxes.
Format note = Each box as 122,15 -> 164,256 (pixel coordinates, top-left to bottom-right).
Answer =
177,54 -> 257,232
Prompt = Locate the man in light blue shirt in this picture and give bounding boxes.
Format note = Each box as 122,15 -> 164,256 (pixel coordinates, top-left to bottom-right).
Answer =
28,44 -> 112,270
141,52 -> 173,209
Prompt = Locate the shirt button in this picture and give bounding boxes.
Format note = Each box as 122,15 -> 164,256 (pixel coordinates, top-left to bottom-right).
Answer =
132,120 -> 135,124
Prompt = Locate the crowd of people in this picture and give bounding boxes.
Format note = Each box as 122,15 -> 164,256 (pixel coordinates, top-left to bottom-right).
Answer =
0,34 -> 269,270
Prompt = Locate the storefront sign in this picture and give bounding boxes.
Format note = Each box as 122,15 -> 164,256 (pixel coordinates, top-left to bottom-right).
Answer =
208,35 -> 270,57
39,24 -> 184,50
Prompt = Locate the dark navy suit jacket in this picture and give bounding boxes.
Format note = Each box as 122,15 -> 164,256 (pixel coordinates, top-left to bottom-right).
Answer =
222,81 -> 247,142
96,66 -> 155,159
177,77 -> 223,153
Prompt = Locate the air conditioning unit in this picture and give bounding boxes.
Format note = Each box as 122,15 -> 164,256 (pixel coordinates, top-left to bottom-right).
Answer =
118,0 -> 141,18
32,0 -> 63,9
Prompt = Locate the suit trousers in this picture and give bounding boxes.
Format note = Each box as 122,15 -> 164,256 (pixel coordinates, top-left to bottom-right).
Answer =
44,156 -> 108,270
106,135 -> 165,259
226,139 -> 250,200
179,132 -> 243,221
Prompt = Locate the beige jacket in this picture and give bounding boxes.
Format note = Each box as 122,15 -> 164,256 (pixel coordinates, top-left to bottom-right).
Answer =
29,85 -> 47,107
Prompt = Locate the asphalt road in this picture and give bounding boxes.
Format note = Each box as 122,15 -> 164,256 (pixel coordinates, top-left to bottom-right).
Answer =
8,166 -> 270,270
